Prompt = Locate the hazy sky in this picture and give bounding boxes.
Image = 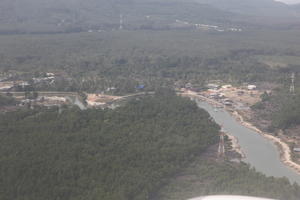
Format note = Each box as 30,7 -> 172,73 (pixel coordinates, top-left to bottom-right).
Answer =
276,0 -> 300,4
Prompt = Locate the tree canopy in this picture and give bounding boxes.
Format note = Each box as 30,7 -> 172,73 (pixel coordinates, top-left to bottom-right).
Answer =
0,91 -> 219,200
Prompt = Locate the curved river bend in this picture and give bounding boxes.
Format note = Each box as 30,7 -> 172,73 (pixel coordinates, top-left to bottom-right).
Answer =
195,99 -> 300,184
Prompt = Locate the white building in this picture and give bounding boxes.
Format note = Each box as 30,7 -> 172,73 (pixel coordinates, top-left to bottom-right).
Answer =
221,84 -> 232,89
247,85 -> 257,90
46,73 -> 55,77
207,84 -> 219,90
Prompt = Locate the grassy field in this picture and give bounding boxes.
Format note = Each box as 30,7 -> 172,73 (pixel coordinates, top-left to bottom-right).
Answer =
255,55 -> 300,68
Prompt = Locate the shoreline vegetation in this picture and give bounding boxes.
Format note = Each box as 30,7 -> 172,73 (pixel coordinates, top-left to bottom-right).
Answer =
181,91 -> 300,175
234,111 -> 300,174
226,133 -> 246,159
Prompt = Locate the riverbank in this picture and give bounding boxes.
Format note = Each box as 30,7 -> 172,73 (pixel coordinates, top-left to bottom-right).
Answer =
226,133 -> 246,159
181,91 -> 300,175
233,110 -> 300,174
181,92 -> 245,159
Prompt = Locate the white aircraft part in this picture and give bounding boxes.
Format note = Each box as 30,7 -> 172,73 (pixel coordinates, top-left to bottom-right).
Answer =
188,195 -> 277,200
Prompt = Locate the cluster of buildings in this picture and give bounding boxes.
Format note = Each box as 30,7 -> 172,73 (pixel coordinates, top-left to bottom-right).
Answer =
184,82 -> 259,108
172,19 -> 243,32
19,96 -> 67,107
0,72 -> 57,92
205,84 -> 235,106
32,73 -> 55,84
0,81 -> 30,91
195,24 -> 242,32
207,83 -> 259,107
0,72 -> 64,110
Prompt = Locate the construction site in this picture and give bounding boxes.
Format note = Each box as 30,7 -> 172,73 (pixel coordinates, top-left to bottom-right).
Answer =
86,94 -> 122,106
187,83 -> 265,110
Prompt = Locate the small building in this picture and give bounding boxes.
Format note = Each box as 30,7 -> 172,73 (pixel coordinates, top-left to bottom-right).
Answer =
293,148 -> 300,152
185,83 -> 192,89
19,81 -> 30,88
207,83 -> 219,90
223,98 -> 233,106
209,93 -> 218,99
224,98 -> 233,103
218,93 -> 225,98
247,85 -> 257,90
137,85 -> 145,90
224,102 -> 232,106
106,87 -> 116,92
222,84 -> 232,89
46,73 -> 55,77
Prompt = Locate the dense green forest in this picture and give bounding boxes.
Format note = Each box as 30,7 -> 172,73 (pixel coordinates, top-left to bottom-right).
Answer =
272,93 -> 300,129
0,91 -> 220,200
1,91 -> 300,200
157,158 -> 300,200
1,30 -> 300,94
250,87 -> 300,130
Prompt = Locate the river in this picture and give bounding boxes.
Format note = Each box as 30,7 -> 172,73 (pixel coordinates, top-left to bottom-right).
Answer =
195,99 -> 300,184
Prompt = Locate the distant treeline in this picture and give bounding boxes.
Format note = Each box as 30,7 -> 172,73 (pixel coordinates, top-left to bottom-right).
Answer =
2,31 -> 300,94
